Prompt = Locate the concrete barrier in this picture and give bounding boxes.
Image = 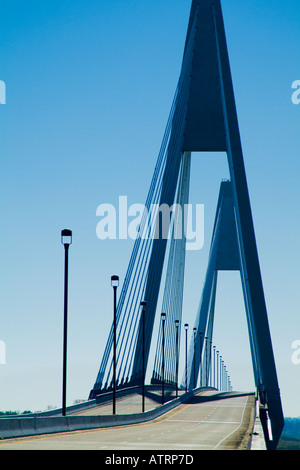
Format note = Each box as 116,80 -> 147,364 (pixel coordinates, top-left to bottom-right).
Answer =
0,387 -> 206,440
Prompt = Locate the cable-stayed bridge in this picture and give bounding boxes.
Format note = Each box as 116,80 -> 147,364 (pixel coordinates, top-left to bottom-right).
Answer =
0,0 -> 285,452
87,0 -> 285,451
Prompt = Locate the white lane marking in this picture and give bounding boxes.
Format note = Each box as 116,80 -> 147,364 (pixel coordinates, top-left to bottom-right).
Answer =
168,419 -> 240,424
213,397 -> 248,450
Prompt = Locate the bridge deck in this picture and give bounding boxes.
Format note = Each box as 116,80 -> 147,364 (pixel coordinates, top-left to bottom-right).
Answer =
0,391 -> 256,450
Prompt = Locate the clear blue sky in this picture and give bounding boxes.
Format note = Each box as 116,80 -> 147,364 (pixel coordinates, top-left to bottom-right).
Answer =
0,0 -> 299,417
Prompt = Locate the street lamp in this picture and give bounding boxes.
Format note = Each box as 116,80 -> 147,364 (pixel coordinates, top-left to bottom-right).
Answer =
184,323 -> 189,393
205,336 -> 208,386
61,229 -> 72,417
161,313 -> 166,405
209,340 -> 212,387
111,275 -> 119,415
199,332 -> 203,387
216,350 -> 219,390
213,346 -> 216,388
221,362 -> 223,390
193,328 -> 197,389
141,301 -> 147,412
175,320 -> 179,398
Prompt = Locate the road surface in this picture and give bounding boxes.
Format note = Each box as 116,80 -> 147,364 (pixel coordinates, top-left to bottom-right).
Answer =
0,391 -> 255,450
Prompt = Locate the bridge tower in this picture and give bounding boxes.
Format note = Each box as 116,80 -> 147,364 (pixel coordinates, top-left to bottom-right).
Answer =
90,0 -> 284,449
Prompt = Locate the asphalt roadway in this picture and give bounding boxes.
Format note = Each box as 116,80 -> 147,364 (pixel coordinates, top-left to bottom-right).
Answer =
0,390 -> 255,450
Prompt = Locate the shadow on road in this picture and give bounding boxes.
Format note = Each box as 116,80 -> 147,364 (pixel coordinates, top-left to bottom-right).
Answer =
185,391 -> 255,405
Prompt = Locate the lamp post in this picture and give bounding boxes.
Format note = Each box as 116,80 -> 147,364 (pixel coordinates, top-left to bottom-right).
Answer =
220,355 -> 222,391
205,336 -> 208,386
184,323 -> 189,393
175,320 -> 179,398
199,332 -> 203,387
61,229 -> 72,417
216,350 -> 219,390
209,340 -> 212,387
213,346 -> 216,388
161,313 -> 166,405
141,301 -> 147,412
222,362 -> 224,391
193,328 -> 197,389
111,275 -> 119,415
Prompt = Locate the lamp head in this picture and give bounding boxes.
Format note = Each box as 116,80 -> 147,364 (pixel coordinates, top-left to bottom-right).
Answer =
111,275 -> 119,288
61,229 -> 72,246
